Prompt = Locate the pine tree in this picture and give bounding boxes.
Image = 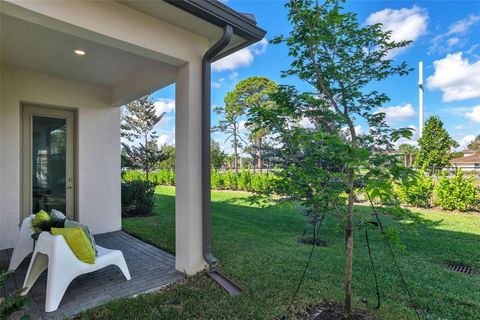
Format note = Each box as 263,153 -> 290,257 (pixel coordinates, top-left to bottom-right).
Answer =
228,76 -> 277,173
122,95 -> 167,182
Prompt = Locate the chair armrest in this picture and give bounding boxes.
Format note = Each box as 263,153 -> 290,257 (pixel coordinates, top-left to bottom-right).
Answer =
36,232 -> 78,262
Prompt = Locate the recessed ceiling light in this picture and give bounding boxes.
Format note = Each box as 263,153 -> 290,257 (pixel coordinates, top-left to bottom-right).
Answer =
74,49 -> 86,56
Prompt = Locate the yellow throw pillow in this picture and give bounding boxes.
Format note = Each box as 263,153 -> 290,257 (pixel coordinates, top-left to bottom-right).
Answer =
33,210 -> 50,233
51,227 -> 96,264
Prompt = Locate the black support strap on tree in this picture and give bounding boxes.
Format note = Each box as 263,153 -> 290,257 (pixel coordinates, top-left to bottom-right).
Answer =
366,194 -> 422,320
364,223 -> 381,309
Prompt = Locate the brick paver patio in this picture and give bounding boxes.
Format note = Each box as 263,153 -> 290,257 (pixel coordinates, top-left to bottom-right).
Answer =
0,231 -> 183,319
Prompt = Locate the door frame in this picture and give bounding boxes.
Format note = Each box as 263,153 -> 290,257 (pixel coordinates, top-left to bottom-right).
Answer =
21,103 -> 77,220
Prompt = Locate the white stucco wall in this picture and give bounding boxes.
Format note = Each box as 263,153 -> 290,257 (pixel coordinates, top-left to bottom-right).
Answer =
0,65 -> 121,250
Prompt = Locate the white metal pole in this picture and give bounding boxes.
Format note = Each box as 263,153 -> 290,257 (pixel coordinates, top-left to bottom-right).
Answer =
418,61 -> 424,138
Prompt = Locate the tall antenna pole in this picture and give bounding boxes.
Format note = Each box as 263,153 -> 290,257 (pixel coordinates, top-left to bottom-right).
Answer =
418,61 -> 424,138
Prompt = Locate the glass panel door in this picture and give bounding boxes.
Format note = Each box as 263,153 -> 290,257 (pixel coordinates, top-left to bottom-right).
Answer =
22,105 -> 75,219
31,116 -> 67,213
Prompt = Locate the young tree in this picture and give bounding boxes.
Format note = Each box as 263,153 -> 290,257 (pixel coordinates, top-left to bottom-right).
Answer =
251,0 -> 414,316
414,116 -> 456,174
211,140 -> 227,170
122,95 -> 167,182
227,77 -> 277,173
467,135 -> 480,153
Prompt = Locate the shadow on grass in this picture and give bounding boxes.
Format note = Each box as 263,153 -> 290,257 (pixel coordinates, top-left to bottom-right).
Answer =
119,190 -> 480,320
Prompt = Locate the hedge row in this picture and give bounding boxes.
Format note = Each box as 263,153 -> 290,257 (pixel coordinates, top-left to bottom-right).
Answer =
122,169 -> 279,193
396,169 -> 479,211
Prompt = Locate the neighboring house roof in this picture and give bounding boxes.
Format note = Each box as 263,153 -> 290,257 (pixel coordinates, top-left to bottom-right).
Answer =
163,0 -> 266,60
451,154 -> 480,164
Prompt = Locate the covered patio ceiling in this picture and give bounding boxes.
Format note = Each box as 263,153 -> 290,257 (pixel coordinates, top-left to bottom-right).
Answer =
0,0 -> 265,107
0,13 -> 177,106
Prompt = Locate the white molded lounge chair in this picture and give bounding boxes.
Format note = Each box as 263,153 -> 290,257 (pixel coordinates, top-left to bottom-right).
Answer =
10,216 -> 131,312
8,215 -> 35,271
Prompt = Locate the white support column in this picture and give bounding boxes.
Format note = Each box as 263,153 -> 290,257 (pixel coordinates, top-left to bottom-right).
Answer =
175,61 -> 205,275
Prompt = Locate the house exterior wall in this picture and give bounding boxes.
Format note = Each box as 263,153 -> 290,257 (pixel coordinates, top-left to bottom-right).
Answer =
453,163 -> 480,171
0,65 -> 121,250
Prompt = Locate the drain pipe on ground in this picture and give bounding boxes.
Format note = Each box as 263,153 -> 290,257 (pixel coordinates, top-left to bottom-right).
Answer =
202,24 -> 233,268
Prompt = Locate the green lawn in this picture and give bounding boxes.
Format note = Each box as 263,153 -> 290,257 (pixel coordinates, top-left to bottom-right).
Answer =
78,186 -> 480,319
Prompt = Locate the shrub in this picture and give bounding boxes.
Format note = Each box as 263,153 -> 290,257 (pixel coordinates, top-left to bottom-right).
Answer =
211,169 -> 225,190
396,171 -> 435,208
1,271 -> 30,318
223,171 -> 238,190
435,169 -> 479,211
122,169 -> 280,193
121,180 -> 156,217
237,169 -> 253,191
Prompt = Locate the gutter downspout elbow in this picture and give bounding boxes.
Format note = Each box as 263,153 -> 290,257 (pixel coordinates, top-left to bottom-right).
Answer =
202,25 -> 233,268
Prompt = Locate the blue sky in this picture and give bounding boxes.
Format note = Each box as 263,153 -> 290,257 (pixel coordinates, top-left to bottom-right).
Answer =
151,0 -> 480,152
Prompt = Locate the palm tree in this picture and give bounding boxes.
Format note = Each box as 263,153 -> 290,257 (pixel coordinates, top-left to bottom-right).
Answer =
399,143 -> 418,167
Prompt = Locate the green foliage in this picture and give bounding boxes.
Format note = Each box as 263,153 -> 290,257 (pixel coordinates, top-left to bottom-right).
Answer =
34,217 -> 66,233
1,271 -> 30,319
396,171 -> 435,208
467,135 -> 480,153
123,169 -> 278,193
157,144 -> 175,170
435,169 -> 479,211
211,169 -> 225,190
258,0 -> 415,314
121,180 -> 156,217
398,143 -> 417,167
211,140 -> 227,170
414,116 -> 456,174
450,151 -> 464,159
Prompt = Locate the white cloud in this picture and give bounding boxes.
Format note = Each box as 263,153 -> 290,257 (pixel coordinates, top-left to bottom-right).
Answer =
466,105 -> 480,122
229,72 -> 239,81
459,135 -> 476,149
212,77 -> 225,89
158,134 -> 171,145
355,125 -> 364,135
447,14 -> 480,35
429,14 -> 480,54
427,53 -> 480,102
447,37 -> 461,47
153,98 -> 175,115
251,38 -> 268,55
238,120 -> 248,134
454,124 -> 465,130
366,6 -> 428,57
376,103 -> 416,123
298,117 -> 314,129
212,38 -> 268,71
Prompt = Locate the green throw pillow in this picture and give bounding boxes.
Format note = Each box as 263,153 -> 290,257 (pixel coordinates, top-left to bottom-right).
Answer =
51,227 -> 96,264
33,210 -> 50,233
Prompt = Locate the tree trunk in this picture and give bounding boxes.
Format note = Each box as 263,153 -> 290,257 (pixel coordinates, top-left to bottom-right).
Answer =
404,154 -> 407,167
343,170 -> 355,317
233,125 -> 239,173
145,135 -> 150,183
258,137 -> 263,174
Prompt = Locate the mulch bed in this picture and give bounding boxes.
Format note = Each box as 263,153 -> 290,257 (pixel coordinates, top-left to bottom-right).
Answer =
297,302 -> 375,320
298,238 -> 329,247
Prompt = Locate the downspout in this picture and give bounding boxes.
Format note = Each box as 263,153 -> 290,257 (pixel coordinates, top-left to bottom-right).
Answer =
202,25 -> 233,267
